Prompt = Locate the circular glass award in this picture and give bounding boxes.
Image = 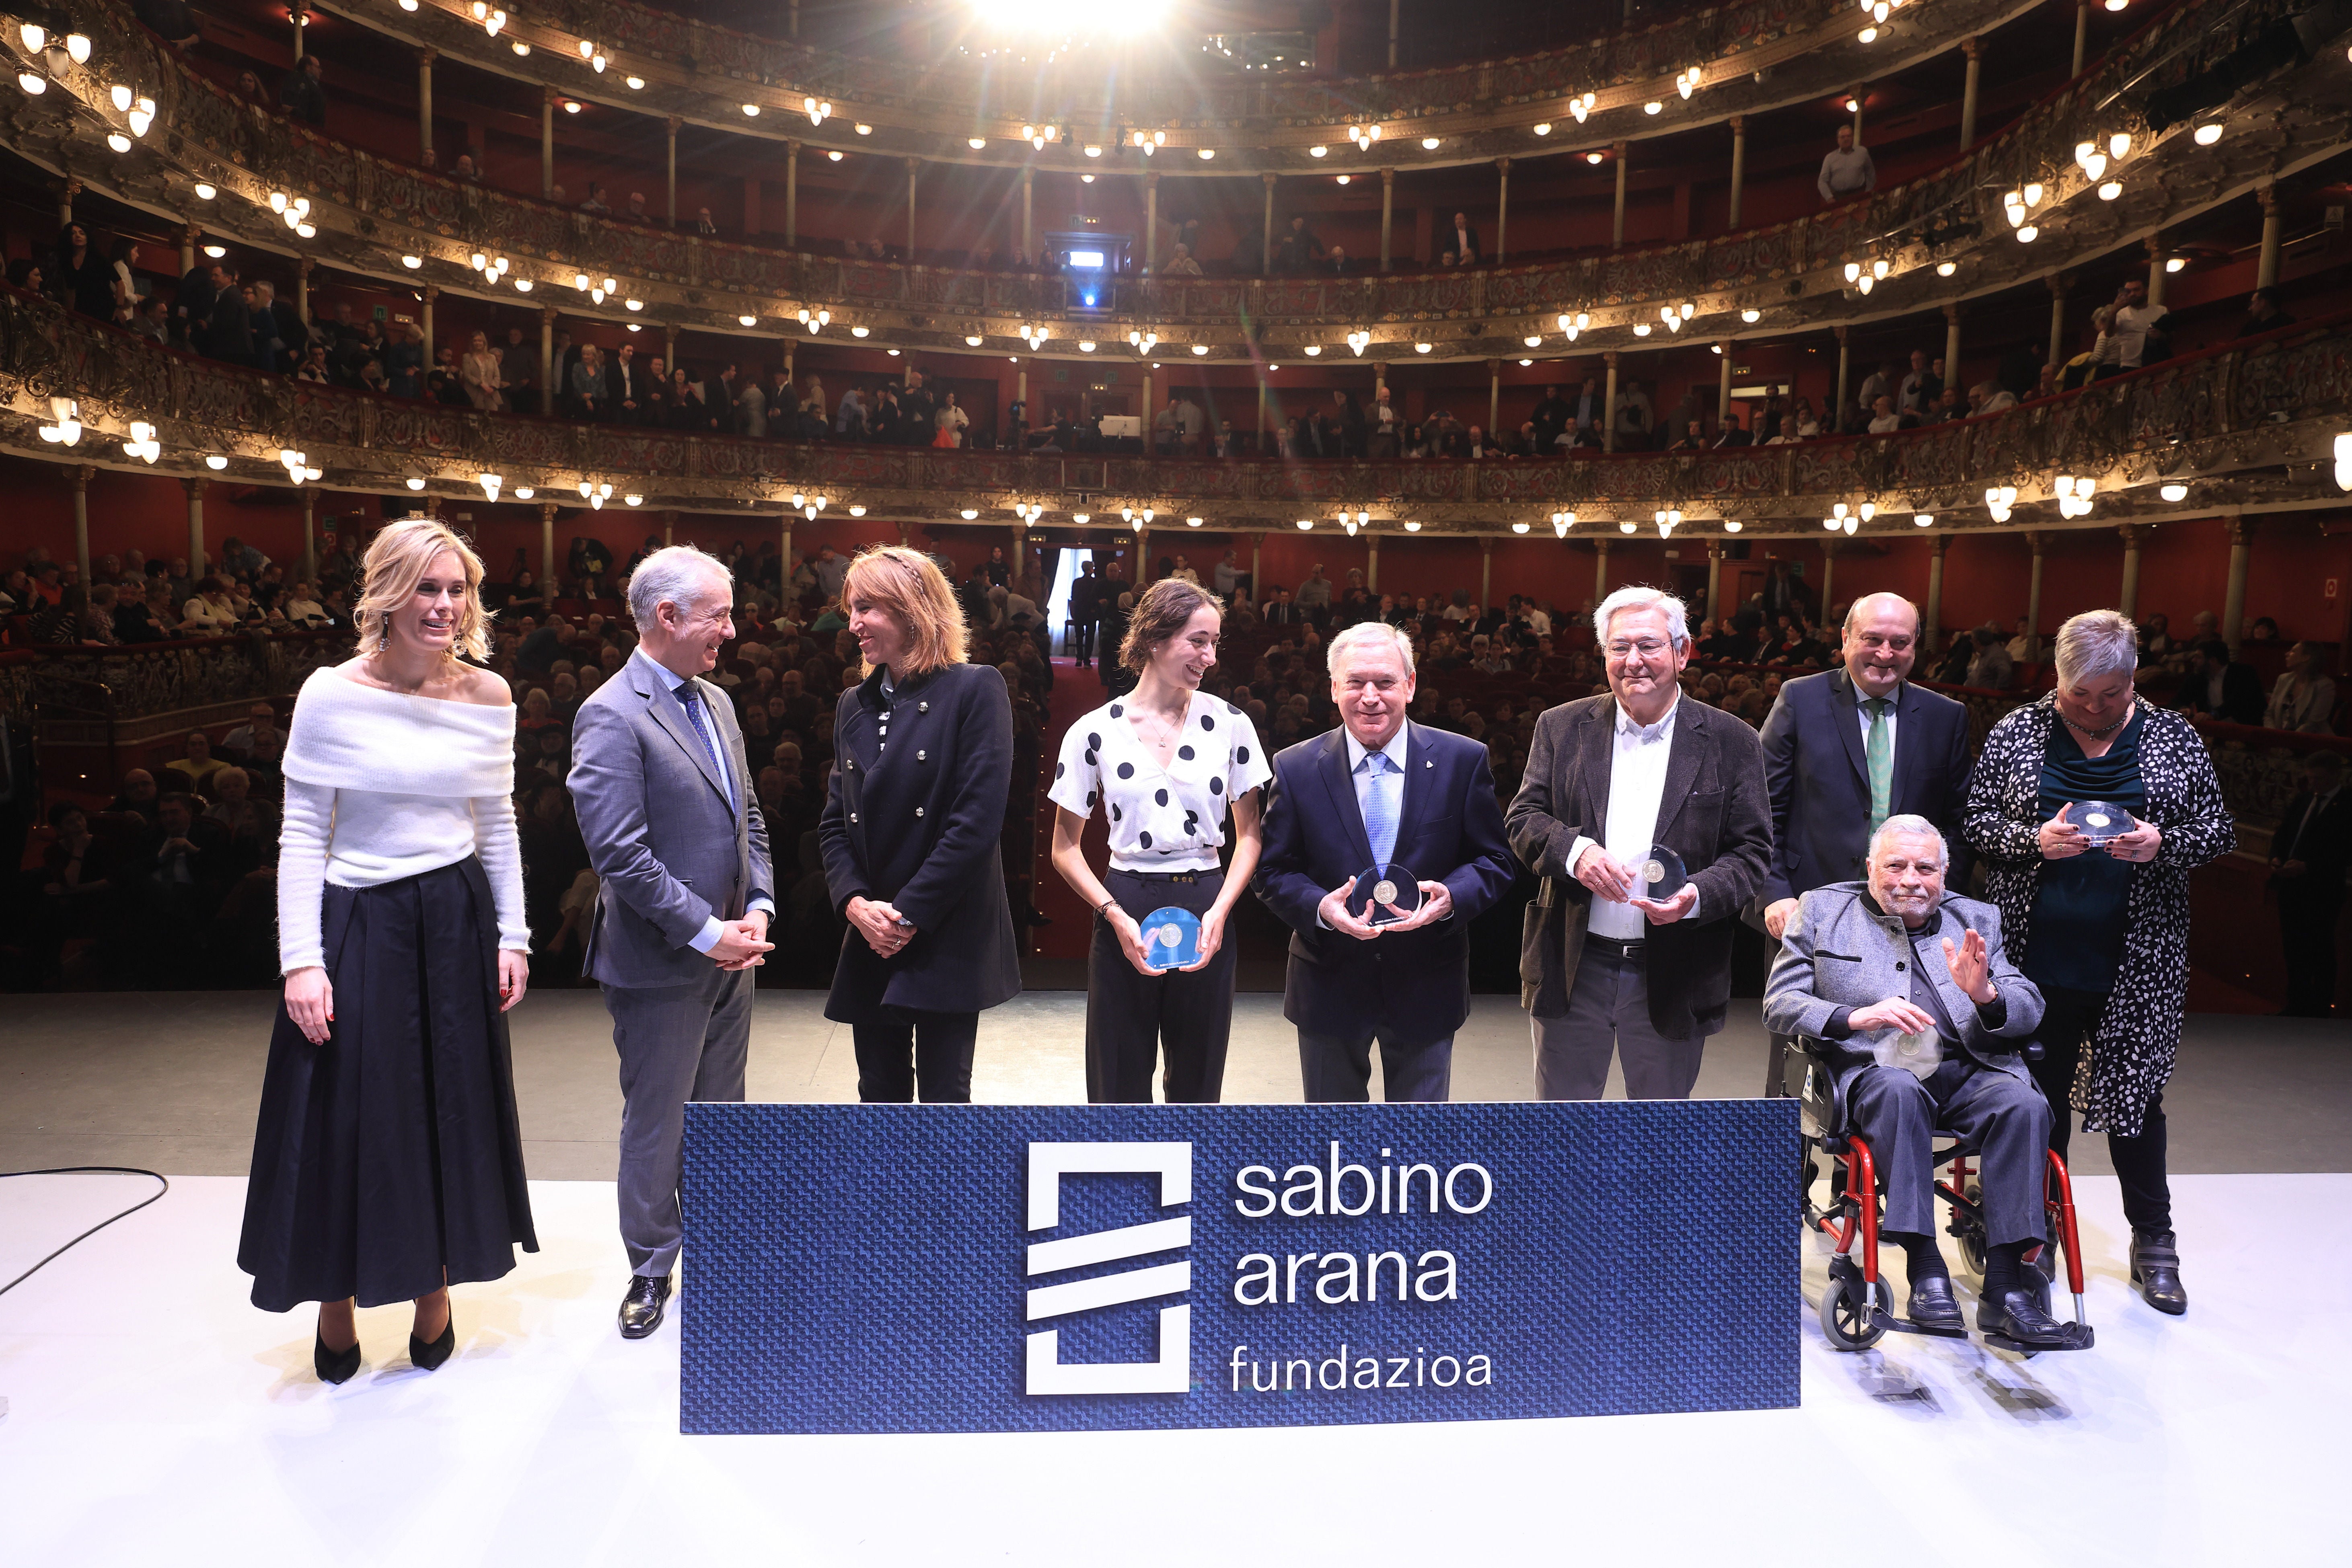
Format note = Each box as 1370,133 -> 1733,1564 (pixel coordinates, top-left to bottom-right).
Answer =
1637,844 -> 1690,902
1345,863 -> 1424,926
2062,801 -> 2128,848
1137,906 -> 1201,972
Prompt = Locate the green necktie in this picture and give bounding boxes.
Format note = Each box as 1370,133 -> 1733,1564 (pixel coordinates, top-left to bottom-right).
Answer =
1863,697 -> 1893,832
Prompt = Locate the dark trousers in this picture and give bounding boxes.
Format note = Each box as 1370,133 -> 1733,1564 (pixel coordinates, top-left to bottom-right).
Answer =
2278,884 -> 2341,1017
2031,984 -> 2172,1233
602,966 -> 752,1277
1533,939 -> 1704,1100
1848,1060 -> 2051,1247
1070,615 -> 1096,666
1297,1028 -> 1453,1102
852,1009 -> 979,1103
1088,869 -> 1236,1103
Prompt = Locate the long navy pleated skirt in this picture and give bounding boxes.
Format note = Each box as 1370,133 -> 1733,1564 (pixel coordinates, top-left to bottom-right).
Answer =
238,857 -> 539,1312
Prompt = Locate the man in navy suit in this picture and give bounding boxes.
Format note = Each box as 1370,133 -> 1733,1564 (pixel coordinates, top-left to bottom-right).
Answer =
1753,590 -> 1974,1091
1254,623 -> 1517,1101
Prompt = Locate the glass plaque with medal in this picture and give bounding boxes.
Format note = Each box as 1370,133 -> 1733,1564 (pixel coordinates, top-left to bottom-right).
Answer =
1345,863 -> 1424,926
1137,906 -> 1202,972
2061,801 -> 2129,849
1634,845 -> 1689,904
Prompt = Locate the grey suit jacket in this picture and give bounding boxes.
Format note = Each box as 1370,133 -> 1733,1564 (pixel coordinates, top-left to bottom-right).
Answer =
569,651 -> 774,989
1763,882 -> 2043,1101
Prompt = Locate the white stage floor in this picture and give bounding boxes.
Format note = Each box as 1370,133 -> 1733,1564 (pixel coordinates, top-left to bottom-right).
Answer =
2,1170 -> 2342,1565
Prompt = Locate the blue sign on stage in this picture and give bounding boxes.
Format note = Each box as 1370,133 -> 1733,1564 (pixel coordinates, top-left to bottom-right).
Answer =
679,1101 -> 1799,1434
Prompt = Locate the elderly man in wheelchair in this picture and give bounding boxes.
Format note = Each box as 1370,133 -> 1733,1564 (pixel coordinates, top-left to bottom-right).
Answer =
1767,814 -> 2093,1353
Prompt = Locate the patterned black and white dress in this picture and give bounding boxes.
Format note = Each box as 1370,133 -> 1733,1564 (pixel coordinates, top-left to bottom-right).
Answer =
1960,694 -> 2234,1134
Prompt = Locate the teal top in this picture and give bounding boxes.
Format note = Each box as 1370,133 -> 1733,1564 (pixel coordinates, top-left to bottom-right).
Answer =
2025,708 -> 2146,995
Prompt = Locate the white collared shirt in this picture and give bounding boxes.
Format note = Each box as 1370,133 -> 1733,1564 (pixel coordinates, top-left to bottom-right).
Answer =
1569,697 -> 1686,940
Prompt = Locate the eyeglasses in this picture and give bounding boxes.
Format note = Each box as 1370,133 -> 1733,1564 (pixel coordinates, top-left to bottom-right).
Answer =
1605,639 -> 1672,659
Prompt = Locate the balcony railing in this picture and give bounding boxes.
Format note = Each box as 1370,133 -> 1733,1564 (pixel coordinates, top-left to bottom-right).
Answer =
6,286 -> 2346,529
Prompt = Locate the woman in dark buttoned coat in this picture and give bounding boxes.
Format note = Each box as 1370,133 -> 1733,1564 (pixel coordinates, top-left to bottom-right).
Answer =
820,545 -> 1022,1101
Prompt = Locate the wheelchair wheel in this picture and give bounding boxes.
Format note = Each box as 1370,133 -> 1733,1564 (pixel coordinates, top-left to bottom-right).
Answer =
1819,1259 -> 1891,1351
1952,1185 -> 1987,1276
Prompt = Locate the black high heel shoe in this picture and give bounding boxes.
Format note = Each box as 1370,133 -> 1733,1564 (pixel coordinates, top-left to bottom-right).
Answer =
314,1329 -> 362,1385
409,1316 -> 456,1372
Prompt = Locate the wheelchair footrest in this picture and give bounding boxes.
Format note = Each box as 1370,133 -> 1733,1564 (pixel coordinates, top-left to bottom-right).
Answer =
1867,1306 -> 1969,1340
1982,1325 -> 2096,1356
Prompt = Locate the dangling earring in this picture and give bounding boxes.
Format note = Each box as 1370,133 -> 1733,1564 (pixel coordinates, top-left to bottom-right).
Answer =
377,614 -> 391,652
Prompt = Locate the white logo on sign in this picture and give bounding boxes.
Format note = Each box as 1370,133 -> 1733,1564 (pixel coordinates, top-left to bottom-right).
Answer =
1024,1141 -> 1192,1396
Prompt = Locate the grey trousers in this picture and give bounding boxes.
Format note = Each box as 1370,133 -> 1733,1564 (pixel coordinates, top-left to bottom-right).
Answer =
1532,941 -> 1705,1100
1848,1061 -> 2051,1247
602,965 -> 752,1276
1298,1029 -> 1453,1103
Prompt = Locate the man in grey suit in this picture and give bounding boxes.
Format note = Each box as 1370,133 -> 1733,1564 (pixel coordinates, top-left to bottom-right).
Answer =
1765,816 -> 2085,1351
570,545 -> 775,1339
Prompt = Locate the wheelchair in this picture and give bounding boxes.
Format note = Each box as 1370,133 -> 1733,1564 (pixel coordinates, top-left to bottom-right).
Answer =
1787,1038 -> 2093,1356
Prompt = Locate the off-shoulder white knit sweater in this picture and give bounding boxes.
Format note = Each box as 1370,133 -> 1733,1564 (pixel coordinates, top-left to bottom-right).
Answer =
276,667 -> 530,972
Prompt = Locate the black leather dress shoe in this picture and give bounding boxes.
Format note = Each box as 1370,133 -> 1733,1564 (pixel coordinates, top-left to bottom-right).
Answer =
410,1317 -> 456,1371
619,1273 -> 673,1340
2130,1230 -> 2188,1315
314,1329 -> 361,1385
1979,1289 -> 2093,1351
1906,1275 -> 1965,1332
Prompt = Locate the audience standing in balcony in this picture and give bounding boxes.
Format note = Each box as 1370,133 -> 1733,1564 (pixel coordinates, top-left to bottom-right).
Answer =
2100,277 -> 2175,375
280,53 -> 326,126
1817,122 -> 1876,204
2239,286 -> 2295,337
2180,639 -> 2264,725
51,223 -> 115,322
463,331 -> 508,412
2264,641 -> 2338,734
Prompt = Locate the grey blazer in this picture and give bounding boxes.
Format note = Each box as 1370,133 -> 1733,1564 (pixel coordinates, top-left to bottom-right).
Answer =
1763,882 -> 2044,1102
569,652 -> 775,989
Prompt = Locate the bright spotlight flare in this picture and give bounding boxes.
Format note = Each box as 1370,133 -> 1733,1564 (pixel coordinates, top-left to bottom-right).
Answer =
954,0 -> 1173,47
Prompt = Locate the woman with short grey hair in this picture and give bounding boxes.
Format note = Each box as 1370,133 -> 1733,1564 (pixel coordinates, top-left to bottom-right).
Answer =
1961,608 -> 2233,1318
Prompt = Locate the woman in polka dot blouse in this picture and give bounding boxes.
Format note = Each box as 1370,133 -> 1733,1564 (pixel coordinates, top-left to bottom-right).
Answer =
1049,578 -> 1273,1102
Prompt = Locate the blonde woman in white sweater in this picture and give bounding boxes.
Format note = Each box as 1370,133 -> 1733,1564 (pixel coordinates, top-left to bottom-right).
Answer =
237,517 -> 539,1384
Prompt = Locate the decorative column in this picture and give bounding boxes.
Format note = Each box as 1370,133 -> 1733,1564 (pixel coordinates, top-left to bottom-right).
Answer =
1367,534 -> 1381,593
1494,158 -> 1510,263
70,465 -> 92,588
183,477 -> 205,580
905,159 -> 919,255
300,491 -> 316,584
1388,0 -> 1399,67
1136,525 -> 1149,577
417,49 -> 435,166
779,519 -> 793,595
1943,303 -> 1963,385
1261,174 -> 1277,275
2256,185 -> 2282,290
1959,37 -> 1983,148
1834,325 -> 1851,419
541,87 -> 557,199
1716,343 -> 1733,422
662,510 -> 676,548
1611,142 -> 1629,249
1250,531 -> 1263,595
1727,117 -> 1747,228
58,176 -> 78,227
1706,542 -> 1726,621
180,222 -> 198,276
1144,171 -> 1160,272
785,141 -> 800,248
1141,370 -> 1155,456
2072,0 -> 2089,75
1593,537 -> 1611,604
1487,358 -> 1501,436
539,306 -> 557,416
1819,541 -> 1840,611
421,285 -> 438,356
1602,351 -> 1620,454
296,258 -> 313,324
2024,532 -> 2048,663
1924,534 -> 1950,650
2223,519 -> 2255,651
540,501 -> 558,585
1479,536 -> 1494,608
2047,273 -> 2068,368
2117,524 -> 2145,619
1022,167 -> 1034,261
1851,88 -> 1865,143
666,118 -> 680,226
664,323 -> 677,368
1380,169 -> 1395,271
2145,231 -> 2167,309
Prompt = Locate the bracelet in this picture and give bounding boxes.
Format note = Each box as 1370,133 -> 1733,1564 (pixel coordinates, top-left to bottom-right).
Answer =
1098,896 -> 1118,917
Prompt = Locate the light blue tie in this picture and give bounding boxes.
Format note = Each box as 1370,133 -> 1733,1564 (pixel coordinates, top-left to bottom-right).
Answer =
1359,752 -> 1398,865
674,681 -> 734,813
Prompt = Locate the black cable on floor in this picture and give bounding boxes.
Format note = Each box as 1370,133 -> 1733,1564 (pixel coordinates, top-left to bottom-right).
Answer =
0,1168 -> 171,1298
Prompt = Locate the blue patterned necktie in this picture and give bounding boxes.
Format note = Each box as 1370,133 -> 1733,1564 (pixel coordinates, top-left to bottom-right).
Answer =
1359,751 -> 1398,865
674,681 -> 734,812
